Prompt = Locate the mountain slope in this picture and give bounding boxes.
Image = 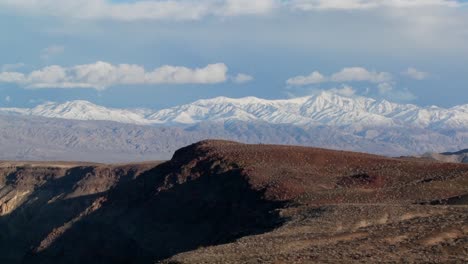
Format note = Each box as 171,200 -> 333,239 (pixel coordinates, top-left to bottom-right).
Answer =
0,141 -> 467,263
1,100 -> 152,125
1,92 -> 467,130
0,114 -> 408,162
1,113 -> 466,163
0,92 -> 466,160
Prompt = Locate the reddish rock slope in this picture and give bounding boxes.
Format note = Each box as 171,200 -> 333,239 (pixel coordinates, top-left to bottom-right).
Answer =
0,140 -> 466,263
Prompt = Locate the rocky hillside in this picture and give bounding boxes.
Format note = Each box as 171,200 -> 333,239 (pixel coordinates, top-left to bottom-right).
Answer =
1,113 -> 466,163
0,141 -> 467,263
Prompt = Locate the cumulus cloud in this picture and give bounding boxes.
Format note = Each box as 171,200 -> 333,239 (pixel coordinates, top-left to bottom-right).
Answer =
286,71 -> 325,85
219,0 -> 276,16
331,67 -> 392,83
287,67 -> 392,86
286,68 -> 417,102
0,0 -> 462,21
1,63 -> 25,71
289,0 -> 460,11
377,82 -> 416,101
403,67 -> 429,80
302,85 -> 356,96
0,72 -> 26,83
40,45 -> 65,60
0,0 -> 277,21
232,73 -> 254,83
330,85 -> 356,96
0,61 -> 231,90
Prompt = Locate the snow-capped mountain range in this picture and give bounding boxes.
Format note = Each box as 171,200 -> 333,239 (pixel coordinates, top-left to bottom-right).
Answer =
0,91 -> 466,162
1,91 -> 467,131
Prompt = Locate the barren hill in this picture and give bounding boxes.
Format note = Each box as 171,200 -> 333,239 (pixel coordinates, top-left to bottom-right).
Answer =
0,141 -> 467,263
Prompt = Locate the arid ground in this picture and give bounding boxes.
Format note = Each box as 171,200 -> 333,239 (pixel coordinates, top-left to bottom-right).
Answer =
0,141 -> 467,263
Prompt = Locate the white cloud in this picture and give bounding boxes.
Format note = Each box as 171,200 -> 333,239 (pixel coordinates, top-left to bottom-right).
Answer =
220,0 -> 276,16
40,45 -> 65,60
403,67 -> 429,80
330,85 -> 356,96
144,63 -> 228,85
287,68 -> 417,102
29,65 -> 68,84
289,0 -> 460,11
1,63 -> 25,71
0,0 -> 462,22
287,67 -> 392,86
377,82 -> 393,94
0,72 -> 26,83
232,73 -> 254,83
0,0 -> 277,21
0,61 -> 231,90
377,82 -> 416,101
286,71 -> 325,85
331,67 -> 392,83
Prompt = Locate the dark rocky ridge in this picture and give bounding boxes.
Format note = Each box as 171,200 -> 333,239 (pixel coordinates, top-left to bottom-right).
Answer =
442,149 -> 468,155
420,148 -> 468,164
0,140 -> 467,263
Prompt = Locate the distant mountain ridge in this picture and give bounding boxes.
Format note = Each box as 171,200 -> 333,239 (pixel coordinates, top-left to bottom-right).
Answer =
441,149 -> 468,155
0,92 -> 466,162
0,100 -> 153,125
1,92 -> 467,131
422,149 -> 468,164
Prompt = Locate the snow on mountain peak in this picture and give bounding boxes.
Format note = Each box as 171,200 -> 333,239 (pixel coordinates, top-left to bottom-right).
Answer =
5,100 -> 152,125
0,92 -> 467,131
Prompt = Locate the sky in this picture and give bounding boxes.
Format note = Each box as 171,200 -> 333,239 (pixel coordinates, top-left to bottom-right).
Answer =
0,0 -> 467,110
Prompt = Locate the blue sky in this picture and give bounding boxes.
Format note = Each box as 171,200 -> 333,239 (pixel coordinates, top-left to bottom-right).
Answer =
0,0 -> 467,109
